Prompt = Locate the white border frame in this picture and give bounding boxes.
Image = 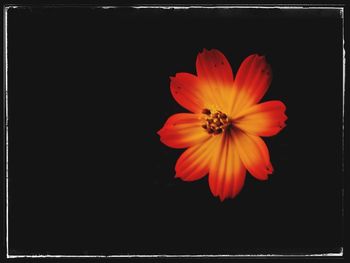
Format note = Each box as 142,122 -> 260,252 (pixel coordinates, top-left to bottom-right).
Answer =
4,4 -> 345,259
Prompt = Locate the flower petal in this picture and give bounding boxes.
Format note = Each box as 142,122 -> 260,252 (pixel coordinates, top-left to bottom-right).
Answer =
234,100 -> 287,137
231,54 -> 272,117
157,113 -> 209,149
209,131 -> 246,201
170,73 -> 208,113
232,129 -> 273,180
196,48 -> 234,86
175,135 -> 220,182
196,49 -> 235,112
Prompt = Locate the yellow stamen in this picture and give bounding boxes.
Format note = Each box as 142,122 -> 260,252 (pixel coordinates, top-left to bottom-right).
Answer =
201,108 -> 231,135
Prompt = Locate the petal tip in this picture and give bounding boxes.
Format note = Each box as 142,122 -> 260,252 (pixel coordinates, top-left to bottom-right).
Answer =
248,53 -> 259,60
219,195 -> 225,202
156,128 -> 163,136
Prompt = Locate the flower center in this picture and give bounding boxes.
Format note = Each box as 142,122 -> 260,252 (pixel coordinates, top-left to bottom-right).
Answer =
201,108 -> 231,135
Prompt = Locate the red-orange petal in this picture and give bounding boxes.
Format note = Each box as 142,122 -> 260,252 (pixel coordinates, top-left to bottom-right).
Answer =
196,49 -> 235,112
170,73 -> 207,113
209,131 -> 246,201
157,113 -> 209,149
232,129 -> 273,180
231,54 -> 272,116
234,100 -> 287,137
175,135 -> 220,182
196,48 -> 234,85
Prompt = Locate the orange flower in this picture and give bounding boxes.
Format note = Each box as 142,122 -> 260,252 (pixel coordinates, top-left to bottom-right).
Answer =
157,49 -> 287,201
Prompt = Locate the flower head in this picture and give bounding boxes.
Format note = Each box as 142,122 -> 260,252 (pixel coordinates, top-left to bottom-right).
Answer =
158,49 -> 287,201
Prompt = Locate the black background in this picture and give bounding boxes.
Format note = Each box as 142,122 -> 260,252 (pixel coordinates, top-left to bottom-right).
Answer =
7,7 -> 343,255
